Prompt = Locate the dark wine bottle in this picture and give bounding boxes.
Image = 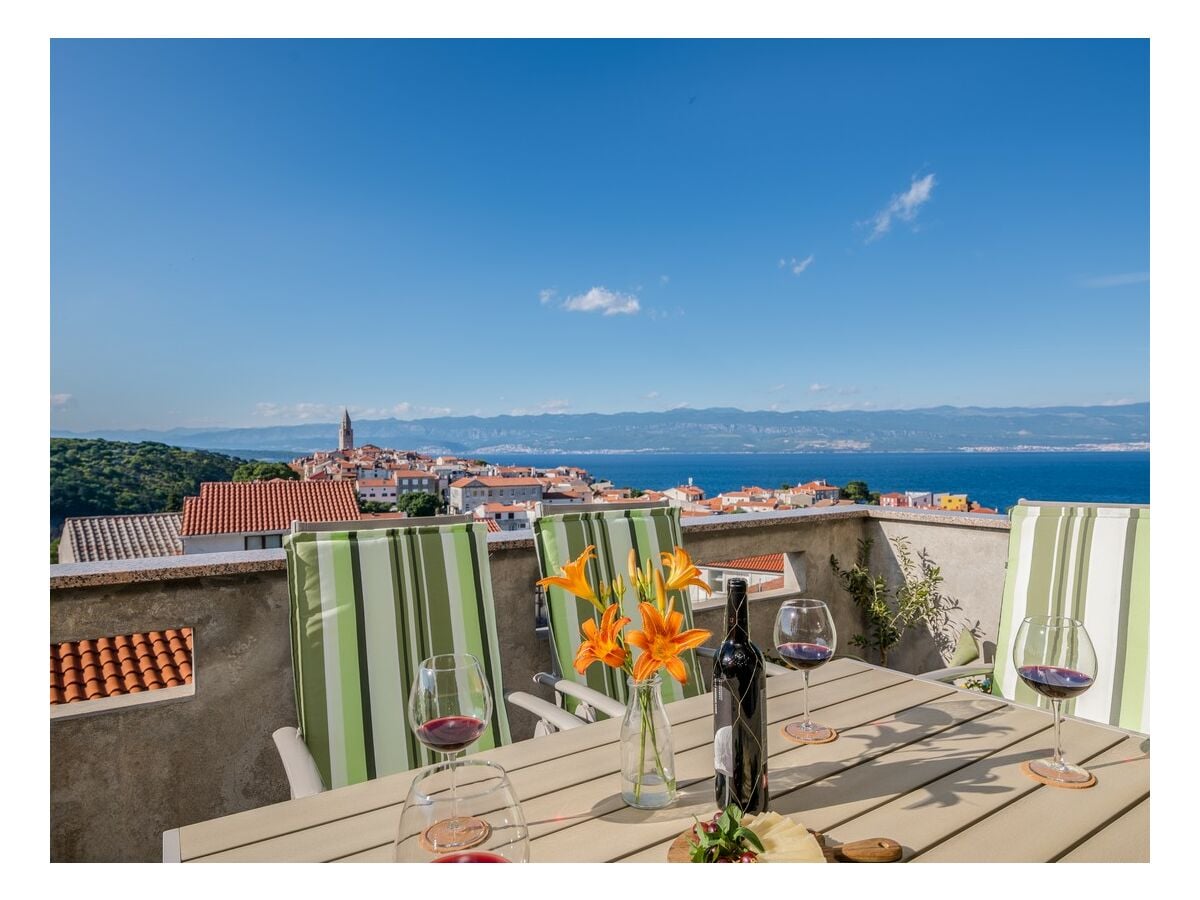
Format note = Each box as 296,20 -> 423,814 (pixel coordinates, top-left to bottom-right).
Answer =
712,577 -> 769,813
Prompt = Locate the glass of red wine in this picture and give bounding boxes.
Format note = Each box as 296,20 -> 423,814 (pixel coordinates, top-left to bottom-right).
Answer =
408,653 -> 493,851
394,760 -> 529,862
1013,615 -> 1098,785
774,599 -> 838,743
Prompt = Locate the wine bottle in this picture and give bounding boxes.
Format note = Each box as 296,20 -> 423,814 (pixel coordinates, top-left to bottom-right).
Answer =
712,577 -> 769,813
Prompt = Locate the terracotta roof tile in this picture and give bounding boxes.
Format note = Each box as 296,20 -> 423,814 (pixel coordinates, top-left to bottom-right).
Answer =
50,627 -> 194,705
708,553 -> 786,574
181,481 -> 359,536
60,512 -> 183,562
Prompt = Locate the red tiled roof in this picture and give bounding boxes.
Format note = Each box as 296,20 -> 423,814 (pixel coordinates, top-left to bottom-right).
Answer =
481,518 -> 503,533
707,553 -> 786,574
51,629 -> 193,705
181,481 -> 359,536
356,478 -> 395,488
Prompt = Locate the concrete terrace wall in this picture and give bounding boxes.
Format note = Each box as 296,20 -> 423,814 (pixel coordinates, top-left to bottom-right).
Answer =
49,507 -> 1009,862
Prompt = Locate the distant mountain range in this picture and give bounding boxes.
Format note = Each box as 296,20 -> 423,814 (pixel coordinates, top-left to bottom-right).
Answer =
52,403 -> 1150,457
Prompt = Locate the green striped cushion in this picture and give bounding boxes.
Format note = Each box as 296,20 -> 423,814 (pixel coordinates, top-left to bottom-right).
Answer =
284,523 -> 511,790
992,502 -> 1150,733
533,507 -> 706,710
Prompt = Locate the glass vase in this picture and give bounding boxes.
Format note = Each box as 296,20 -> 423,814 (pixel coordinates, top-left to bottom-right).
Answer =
619,674 -> 677,809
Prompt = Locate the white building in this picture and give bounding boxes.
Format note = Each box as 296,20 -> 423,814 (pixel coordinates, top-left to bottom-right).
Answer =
449,476 -> 544,514
473,502 -> 532,532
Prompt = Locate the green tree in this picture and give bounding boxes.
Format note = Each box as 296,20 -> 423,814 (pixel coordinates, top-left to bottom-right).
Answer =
830,536 -> 952,666
630,487 -> 644,498
780,482 -> 793,490
396,491 -> 442,518
232,461 -> 299,482
841,480 -> 872,503
51,538 -> 59,564
358,500 -> 395,514
50,438 -> 247,529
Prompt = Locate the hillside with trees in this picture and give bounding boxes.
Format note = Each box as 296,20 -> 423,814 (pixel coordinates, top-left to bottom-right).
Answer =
50,438 -> 247,530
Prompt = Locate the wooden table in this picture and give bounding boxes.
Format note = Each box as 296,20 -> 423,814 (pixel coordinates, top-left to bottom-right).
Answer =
168,659 -> 1150,862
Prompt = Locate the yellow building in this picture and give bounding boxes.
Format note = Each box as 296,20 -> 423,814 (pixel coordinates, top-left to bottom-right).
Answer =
937,493 -> 969,511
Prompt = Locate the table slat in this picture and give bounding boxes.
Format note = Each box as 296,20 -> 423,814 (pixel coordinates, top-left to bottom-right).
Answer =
1059,797 -> 1150,863
913,735 -> 1150,862
826,716 -> 1128,861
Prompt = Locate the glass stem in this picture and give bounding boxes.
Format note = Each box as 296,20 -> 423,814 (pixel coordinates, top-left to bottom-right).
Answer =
1051,699 -> 1064,768
803,670 -> 811,724
448,752 -> 461,826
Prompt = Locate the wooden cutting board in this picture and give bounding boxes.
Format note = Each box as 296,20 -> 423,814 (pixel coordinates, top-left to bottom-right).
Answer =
667,827 -> 902,863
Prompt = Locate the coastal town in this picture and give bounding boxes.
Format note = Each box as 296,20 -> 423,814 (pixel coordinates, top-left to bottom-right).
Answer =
56,409 -> 998,565
294,410 -> 1000,531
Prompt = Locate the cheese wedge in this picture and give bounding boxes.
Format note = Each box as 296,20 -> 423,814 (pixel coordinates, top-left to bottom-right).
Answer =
742,812 -> 826,863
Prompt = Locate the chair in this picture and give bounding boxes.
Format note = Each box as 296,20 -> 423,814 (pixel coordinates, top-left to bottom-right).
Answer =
531,505 -> 787,721
273,522 -> 583,799
923,500 -> 1149,733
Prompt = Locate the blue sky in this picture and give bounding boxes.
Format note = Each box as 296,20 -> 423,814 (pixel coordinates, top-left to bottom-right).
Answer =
50,38 -> 1149,431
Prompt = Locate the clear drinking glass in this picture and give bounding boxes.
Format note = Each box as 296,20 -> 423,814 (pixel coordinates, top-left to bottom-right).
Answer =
774,599 -> 838,743
1013,615 -> 1098,785
408,653 -> 493,850
394,760 -> 529,862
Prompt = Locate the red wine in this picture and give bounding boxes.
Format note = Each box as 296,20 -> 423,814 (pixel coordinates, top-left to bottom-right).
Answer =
713,578 -> 769,814
778,641 -> 833,670
1017,665 -> 1094,700
416,715 -> 487,752
430,851 -> 510,863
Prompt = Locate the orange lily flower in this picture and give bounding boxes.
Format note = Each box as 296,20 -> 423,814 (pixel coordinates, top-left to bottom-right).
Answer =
537,545 -> 602,613
654,567 -> 668,613
574,603 -> 631,674
626,602 -> 711,684
660,546 -> 712,595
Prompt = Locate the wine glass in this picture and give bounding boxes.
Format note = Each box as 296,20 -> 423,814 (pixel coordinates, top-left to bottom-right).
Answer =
1013,615 -> 1098,785
774,599 -> 838,743
408,653 -> 493,850
394,760 -> 529,862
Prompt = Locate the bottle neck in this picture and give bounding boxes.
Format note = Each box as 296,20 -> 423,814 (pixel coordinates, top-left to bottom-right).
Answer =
725,584 -> 750,641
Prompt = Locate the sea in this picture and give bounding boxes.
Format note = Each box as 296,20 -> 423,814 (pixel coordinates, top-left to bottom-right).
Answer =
479,451 -> 1150,512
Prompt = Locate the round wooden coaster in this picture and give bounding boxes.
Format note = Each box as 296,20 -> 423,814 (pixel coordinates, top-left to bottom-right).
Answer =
418,817 -> 492,854
781,724 -> 839,745
1020,760 -> 1097,789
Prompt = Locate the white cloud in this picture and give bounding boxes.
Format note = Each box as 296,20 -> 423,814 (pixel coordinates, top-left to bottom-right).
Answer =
51,393 -> 74,409
808,383 -> 830,393
865,173 -> 936,241
644,390 -> 660,399
538,288 -> 557,304
660,275 -> 670,285
671,401 -> 690,409
561,286 -> 641,316
254,401 -> 451,422
510,399 -> 571,416
783,254 -> 814,275
769,383 -> 786,392
1083,272 -> 1149,288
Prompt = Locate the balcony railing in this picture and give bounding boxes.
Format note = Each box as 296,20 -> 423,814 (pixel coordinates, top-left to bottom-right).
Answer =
49,505 -> 1008,861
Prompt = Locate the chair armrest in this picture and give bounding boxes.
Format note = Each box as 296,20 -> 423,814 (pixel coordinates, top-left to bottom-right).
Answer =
271,726 -> 326,800
918,664 -> 995,683
505,691 -> 586,732
532,672 -> 626,719
698,645 -> 787,677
